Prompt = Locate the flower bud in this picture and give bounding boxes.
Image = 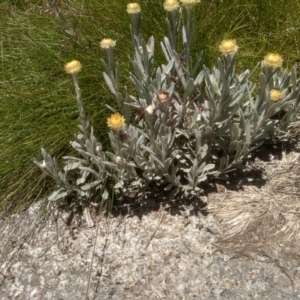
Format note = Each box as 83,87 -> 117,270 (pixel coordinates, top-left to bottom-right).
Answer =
41,160 -> 47,168
138,45 -> 151,54
96,143 -> 102,153
157,91 -> 170,103
120,132 -> 131,143
145,105 -> 155,115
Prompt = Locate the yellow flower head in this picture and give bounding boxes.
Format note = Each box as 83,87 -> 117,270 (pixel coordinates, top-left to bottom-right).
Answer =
100,38 -> 116,49
263,53 -> 283,68
164,0 -> 180,11
180,0 -> 201,8
270,89 -> 282,102
64,60 -> 82,75
107,113 -> 125,131
219,39 -> 238,55
126,2 -> 141,14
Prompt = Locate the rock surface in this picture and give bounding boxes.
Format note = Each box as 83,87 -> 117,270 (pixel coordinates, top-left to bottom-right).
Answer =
1,197 -> 299,300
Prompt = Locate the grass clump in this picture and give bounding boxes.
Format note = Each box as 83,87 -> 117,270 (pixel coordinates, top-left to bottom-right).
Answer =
2,0 -> 300,216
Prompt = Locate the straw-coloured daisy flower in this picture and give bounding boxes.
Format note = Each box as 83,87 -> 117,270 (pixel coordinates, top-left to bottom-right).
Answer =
64,60 -> 82,75
107,113 -> 126,131
100,38 -> 116,49
164,0 -> 180,11
263,53 -> 283,68
126,3 -> 141,14
219,39 -> 238,55
270,89 -> 282,102
180,0 -> 200,8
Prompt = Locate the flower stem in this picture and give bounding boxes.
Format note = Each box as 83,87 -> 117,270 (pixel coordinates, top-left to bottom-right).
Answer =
185,7 -> 193,73
72,74 -> 88,140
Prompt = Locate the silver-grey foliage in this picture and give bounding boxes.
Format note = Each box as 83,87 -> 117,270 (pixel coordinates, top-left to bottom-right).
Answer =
35,2 -> 300,212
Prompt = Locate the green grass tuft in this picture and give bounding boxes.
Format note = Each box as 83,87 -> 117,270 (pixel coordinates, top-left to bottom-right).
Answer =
1,0 -> 300,215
